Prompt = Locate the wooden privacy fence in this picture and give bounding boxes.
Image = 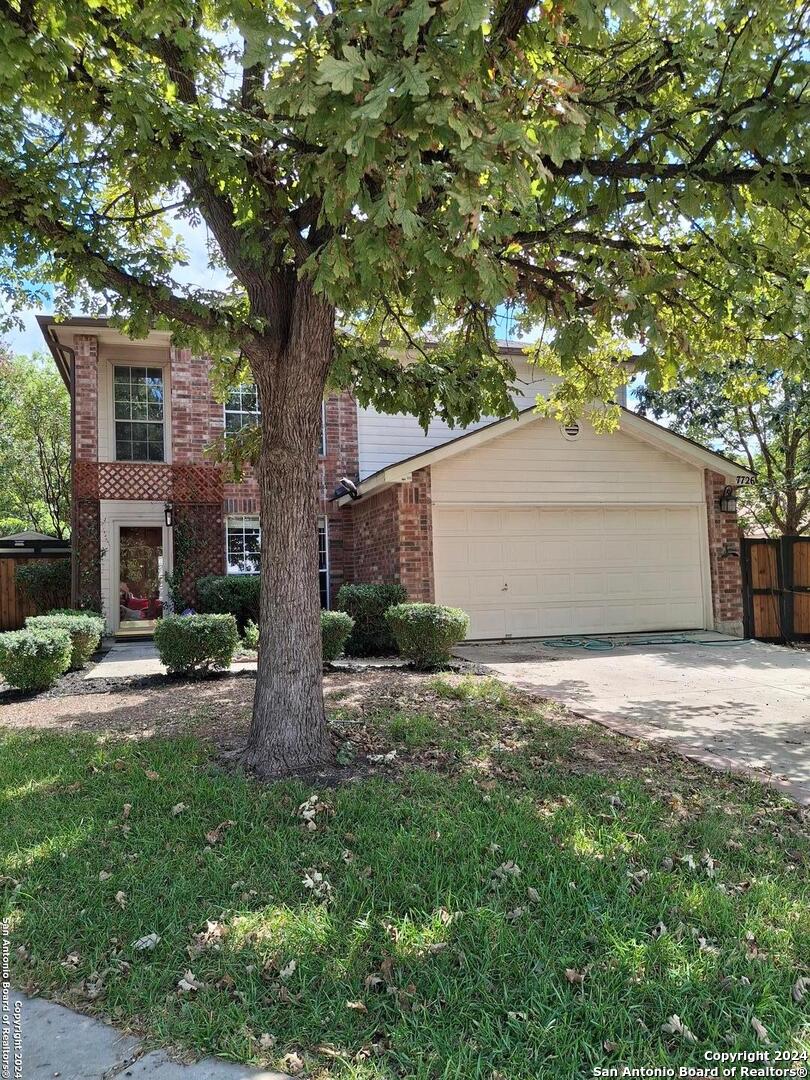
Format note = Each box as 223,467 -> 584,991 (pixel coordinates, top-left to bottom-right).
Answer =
741,536 -> 810,643
0,533 -> 71,630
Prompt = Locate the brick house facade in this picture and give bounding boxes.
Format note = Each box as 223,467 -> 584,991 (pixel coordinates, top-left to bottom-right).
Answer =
40,317 -> 746,638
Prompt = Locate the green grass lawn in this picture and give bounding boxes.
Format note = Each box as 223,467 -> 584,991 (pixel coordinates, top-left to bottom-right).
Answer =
2,674 -> 809,1078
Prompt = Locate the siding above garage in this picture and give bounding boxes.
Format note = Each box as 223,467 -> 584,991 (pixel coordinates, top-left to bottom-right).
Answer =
356,358 -> 565,479
430,415 -> 705,506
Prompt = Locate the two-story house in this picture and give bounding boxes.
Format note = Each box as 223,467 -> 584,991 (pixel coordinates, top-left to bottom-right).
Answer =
39,316 -> 747,641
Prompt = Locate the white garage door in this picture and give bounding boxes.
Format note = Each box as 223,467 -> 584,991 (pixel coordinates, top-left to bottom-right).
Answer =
433,505 -> 707,640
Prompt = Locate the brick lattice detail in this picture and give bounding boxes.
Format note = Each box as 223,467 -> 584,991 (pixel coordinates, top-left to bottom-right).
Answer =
705,469 -> 744,636
83,463 -> 223,504
172,464 -> 224,504
74,461 -> 99,499
97,462 -> 173,502
75,499 -> 102,611
345,466 -> 434,602
174,502 -> 225,606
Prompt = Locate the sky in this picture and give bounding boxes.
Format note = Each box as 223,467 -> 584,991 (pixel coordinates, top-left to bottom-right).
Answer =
3,215 -> 231,357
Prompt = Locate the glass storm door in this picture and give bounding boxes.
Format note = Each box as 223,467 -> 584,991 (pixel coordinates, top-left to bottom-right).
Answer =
118,526 -> 164,629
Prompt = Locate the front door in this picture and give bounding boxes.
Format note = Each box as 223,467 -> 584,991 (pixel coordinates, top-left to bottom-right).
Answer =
118,525 -> 164,635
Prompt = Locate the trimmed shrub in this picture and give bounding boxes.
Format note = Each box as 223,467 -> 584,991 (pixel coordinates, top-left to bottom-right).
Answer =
48,607 -> 104,619
26,612 -> 104,670
196,575 -> 260,631
385,603 -> 470,670
242,619 -> 259,651
15,560 -> 71,614
154,614 -> 239,675
0,627 -> 72,690
335,583 -> 407,656
321,610 -> 354,663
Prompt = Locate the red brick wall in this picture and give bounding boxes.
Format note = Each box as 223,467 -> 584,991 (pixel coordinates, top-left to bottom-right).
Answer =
170,348 -> 224,464
345,467 -> 435,602
320,393 -> 359,601
705,469 -> 744,636
349,486 -> 401,584
74,336 -> 98,460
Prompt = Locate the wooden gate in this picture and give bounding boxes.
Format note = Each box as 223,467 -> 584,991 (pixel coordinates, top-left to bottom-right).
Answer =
741,536 -> 810,642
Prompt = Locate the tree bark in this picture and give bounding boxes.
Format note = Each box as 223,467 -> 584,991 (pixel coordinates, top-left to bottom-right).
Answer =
241,278 -> 335,778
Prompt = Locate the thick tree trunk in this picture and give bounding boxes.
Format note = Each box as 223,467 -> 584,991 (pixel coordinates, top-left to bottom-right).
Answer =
241,279 -> 335,778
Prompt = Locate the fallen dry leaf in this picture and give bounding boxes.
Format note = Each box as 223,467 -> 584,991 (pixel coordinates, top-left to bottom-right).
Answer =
99,870 -> 112,882
177,969 -> 203,992
258,1033 -> 276,1051
751,1017 -> 770,1043
114,890 -> 127,909
792,976 -> 810,1004
205,820 -> 236,846
380,955 -> 395,983
132,932 -> 160,951
281,1052 -> 304,1075
171,802 -> 187,817
279,959 -> 297,980
661,1014 -> 697,1044
346,999 -> 368,1013
122,803 -> 132,820
565,968 -> 586,986
143,769 -> 159,780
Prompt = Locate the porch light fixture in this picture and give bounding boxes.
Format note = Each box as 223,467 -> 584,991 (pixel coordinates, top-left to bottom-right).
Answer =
717,486 -> 738,514
164,503 -> 175,528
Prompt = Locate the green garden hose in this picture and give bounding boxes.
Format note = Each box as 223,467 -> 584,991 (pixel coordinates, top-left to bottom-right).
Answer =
540,634 -> 747,650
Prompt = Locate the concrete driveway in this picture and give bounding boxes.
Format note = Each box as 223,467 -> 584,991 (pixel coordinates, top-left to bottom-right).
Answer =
455,633 -> 810,804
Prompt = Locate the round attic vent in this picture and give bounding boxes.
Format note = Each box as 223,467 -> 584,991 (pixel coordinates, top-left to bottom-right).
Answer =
561,421 -> 581,441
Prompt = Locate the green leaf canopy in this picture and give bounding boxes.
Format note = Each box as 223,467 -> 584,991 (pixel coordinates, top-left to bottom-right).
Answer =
0,0 -> 808,419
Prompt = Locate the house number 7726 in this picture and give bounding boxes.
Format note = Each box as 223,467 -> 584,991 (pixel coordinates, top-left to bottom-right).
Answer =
736,476 -> 756,486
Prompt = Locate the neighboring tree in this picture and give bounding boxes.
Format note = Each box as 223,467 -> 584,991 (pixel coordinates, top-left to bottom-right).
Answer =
1,0 -> 808,775
635,354 -> 810,537
0,351 -> 71,538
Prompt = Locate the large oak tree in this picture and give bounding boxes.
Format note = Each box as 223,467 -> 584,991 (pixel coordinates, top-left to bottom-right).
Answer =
1,0 -> 808,775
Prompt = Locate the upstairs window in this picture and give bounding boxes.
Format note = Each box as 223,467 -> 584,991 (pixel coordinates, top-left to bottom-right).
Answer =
224,384 -> 259,434
224,386 -> 327,456
114,366 -> 165,462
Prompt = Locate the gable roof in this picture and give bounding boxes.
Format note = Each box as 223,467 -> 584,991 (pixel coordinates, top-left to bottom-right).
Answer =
338,405 -> 752,504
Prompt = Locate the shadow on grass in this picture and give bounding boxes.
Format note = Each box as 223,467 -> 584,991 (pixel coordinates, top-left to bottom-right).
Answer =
1,723 -> 808,1079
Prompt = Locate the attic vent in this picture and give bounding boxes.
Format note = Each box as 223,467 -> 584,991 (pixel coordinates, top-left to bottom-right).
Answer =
561,421 -> 581,441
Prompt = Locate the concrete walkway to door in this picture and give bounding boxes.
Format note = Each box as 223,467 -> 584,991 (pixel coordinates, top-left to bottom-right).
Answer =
455,633 -> 810,805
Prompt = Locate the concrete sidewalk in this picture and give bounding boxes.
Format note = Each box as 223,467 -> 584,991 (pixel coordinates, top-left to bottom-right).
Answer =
85,641 -> 407,679
12,990 -> 290,1079
85,641 -> 258,679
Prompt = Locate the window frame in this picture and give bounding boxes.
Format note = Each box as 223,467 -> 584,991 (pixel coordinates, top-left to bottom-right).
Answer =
224,514 -> 330,607
223,383 -> 260,436
222,390 -> 327,457
111,363 -> 167,464
224,514 -> 262,576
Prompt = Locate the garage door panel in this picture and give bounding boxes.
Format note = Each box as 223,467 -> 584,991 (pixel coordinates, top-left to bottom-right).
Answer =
502,540 -> 537,566
433,505 -> 707,639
